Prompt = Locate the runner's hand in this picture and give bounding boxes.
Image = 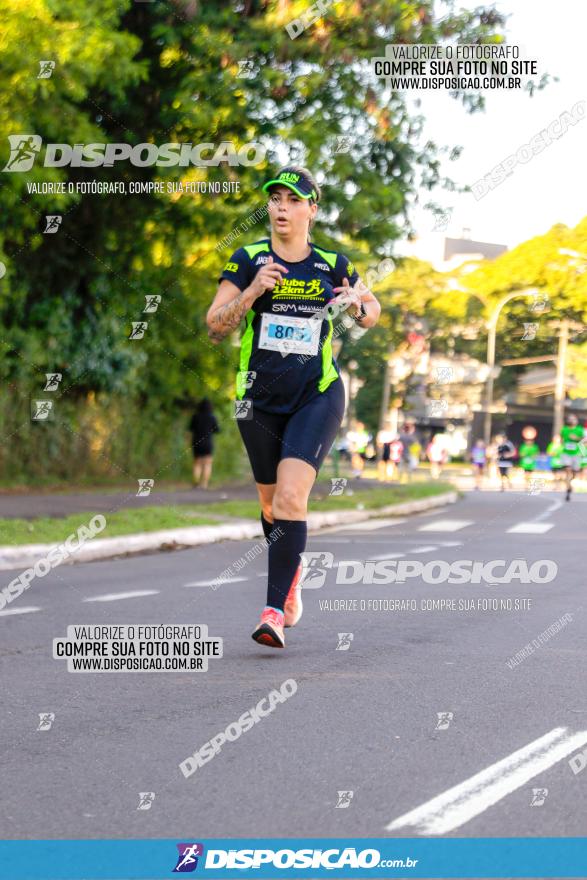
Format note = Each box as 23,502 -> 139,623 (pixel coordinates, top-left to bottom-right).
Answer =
250,255 -> 288,299
331,277 -> 363,317
354,277 -> 377,305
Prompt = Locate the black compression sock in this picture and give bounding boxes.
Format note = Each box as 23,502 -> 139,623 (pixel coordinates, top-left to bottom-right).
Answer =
267,519 -> 307,612
261,513 -> 274,542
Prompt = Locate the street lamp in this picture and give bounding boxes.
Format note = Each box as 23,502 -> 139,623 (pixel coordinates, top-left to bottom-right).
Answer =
550,249 -> 587,434
482,288 -> 539,445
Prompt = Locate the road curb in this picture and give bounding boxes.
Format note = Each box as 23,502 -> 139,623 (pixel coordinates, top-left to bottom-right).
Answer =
0,491 -> 457,571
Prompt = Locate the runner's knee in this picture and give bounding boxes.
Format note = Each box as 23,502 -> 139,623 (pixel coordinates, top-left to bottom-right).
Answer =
273,484 -> 308,519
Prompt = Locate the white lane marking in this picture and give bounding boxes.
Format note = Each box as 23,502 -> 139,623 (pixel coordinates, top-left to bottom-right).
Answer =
534,499 -> 563,522
418,519 -> 473,532
386,726 -> 587,836
331,518 -> 407,532
83,590 -> 159,603
369,552 -> 406,561
412,545 -> 438,554
310,538 -> 464,546
507,522 -> 554,534
0,606 -> 41,617
184,577 -> 248,587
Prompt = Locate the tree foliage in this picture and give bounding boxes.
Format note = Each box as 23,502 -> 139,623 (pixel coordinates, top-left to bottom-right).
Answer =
4,0 -> 561,480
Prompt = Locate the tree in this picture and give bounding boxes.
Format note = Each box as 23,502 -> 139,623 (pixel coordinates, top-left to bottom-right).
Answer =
0,0 -> 531,480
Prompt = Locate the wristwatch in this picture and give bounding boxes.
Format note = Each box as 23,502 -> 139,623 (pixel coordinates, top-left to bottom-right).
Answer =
354,302 -> 367,322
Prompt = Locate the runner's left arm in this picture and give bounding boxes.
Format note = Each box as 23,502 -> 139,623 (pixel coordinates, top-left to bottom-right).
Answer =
332,255 -> 381,328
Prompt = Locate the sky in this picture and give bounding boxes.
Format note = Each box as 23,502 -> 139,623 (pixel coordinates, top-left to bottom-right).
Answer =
400,0 -> 587,264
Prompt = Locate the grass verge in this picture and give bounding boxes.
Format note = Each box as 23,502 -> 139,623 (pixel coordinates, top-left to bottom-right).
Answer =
0,482 -> 454,545
209,481 -> 454,520
0,507 -> 217,546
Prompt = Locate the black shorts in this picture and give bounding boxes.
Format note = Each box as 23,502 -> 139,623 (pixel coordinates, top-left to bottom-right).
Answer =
192,441 -> 213,458
237,379 -> 346,484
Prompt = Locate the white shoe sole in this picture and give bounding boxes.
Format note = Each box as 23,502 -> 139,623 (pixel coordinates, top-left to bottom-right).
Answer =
284,589 -> 303,628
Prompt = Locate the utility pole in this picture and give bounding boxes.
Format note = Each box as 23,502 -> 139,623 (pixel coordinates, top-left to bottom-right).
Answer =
483,317 -> 498,447
482,288 -> 539,445
378,343 -> 394,434
553,319 -> 569,436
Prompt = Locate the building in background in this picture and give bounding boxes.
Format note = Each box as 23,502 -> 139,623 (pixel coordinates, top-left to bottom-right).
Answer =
441,231 -> 508,272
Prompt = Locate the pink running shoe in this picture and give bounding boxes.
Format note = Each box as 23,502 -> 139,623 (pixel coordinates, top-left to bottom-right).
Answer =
252,607 -> 285,649
284,564 -> 303,628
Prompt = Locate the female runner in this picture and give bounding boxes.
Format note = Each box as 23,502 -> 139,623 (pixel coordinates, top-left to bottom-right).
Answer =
207,166 -> 381,648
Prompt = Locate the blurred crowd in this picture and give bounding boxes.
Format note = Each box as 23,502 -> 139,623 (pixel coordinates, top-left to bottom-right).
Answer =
336,415 -> 587,496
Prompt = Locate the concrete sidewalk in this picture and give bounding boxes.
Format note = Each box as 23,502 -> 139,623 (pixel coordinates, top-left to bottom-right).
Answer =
0,490 -> 458,570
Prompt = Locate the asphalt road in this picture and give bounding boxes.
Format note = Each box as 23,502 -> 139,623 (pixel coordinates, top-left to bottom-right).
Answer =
1,490 -> 586,843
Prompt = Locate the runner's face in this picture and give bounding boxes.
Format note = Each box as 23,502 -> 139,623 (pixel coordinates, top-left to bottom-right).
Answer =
268,186 -> 316,237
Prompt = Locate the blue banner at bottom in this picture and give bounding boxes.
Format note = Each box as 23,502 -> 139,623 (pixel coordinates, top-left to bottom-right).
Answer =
0,838 -> 586,880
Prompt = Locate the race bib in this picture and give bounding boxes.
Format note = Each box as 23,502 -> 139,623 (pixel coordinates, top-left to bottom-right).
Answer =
259,313 -> 321,357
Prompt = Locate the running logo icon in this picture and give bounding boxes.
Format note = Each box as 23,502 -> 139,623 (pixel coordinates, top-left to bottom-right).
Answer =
31,400 -> 54,421
434,366 -> 454,384
137,792 -> 155,810
329,477 -> 347,496
334,135 -> 355,154
530,787 -> 548,806
236,59 -> 255,79
137,479 -> 154,497
335,790 -> 354,808
436,711 -> 454,730
530,294 -> 549,313
37,60 -> 55,78
44,215 -> 62,234
129,321 -> 148,340
299,551 -> 334,589
428,398 -> 448,416
37,713 -> 55,731
522,322 -> 538,341
144,295 -> 161,313
44,373 -> 62,391
3,135 -> 42,172
234,400 -> 253,420
528,477 -> 545,495
432,208 -> 453,232
173,843 -> 204,872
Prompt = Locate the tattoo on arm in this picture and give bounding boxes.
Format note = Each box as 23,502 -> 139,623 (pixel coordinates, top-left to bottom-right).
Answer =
208,289 -> 252,341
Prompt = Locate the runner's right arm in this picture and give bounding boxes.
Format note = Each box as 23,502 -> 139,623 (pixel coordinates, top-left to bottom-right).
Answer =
207,254 -> 287,343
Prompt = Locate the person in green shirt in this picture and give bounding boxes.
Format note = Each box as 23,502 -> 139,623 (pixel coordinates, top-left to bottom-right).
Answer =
560,414 -> 585,501
546,434 -> 564,489
518,426 -> 539,488
518,439 -> 540,486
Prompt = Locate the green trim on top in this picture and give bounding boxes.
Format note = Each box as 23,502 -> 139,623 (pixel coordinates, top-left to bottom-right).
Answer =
318,318 -> 339,393
312,246 -> 337,269
236,310 -> 256,399
243,241 -> 270,259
